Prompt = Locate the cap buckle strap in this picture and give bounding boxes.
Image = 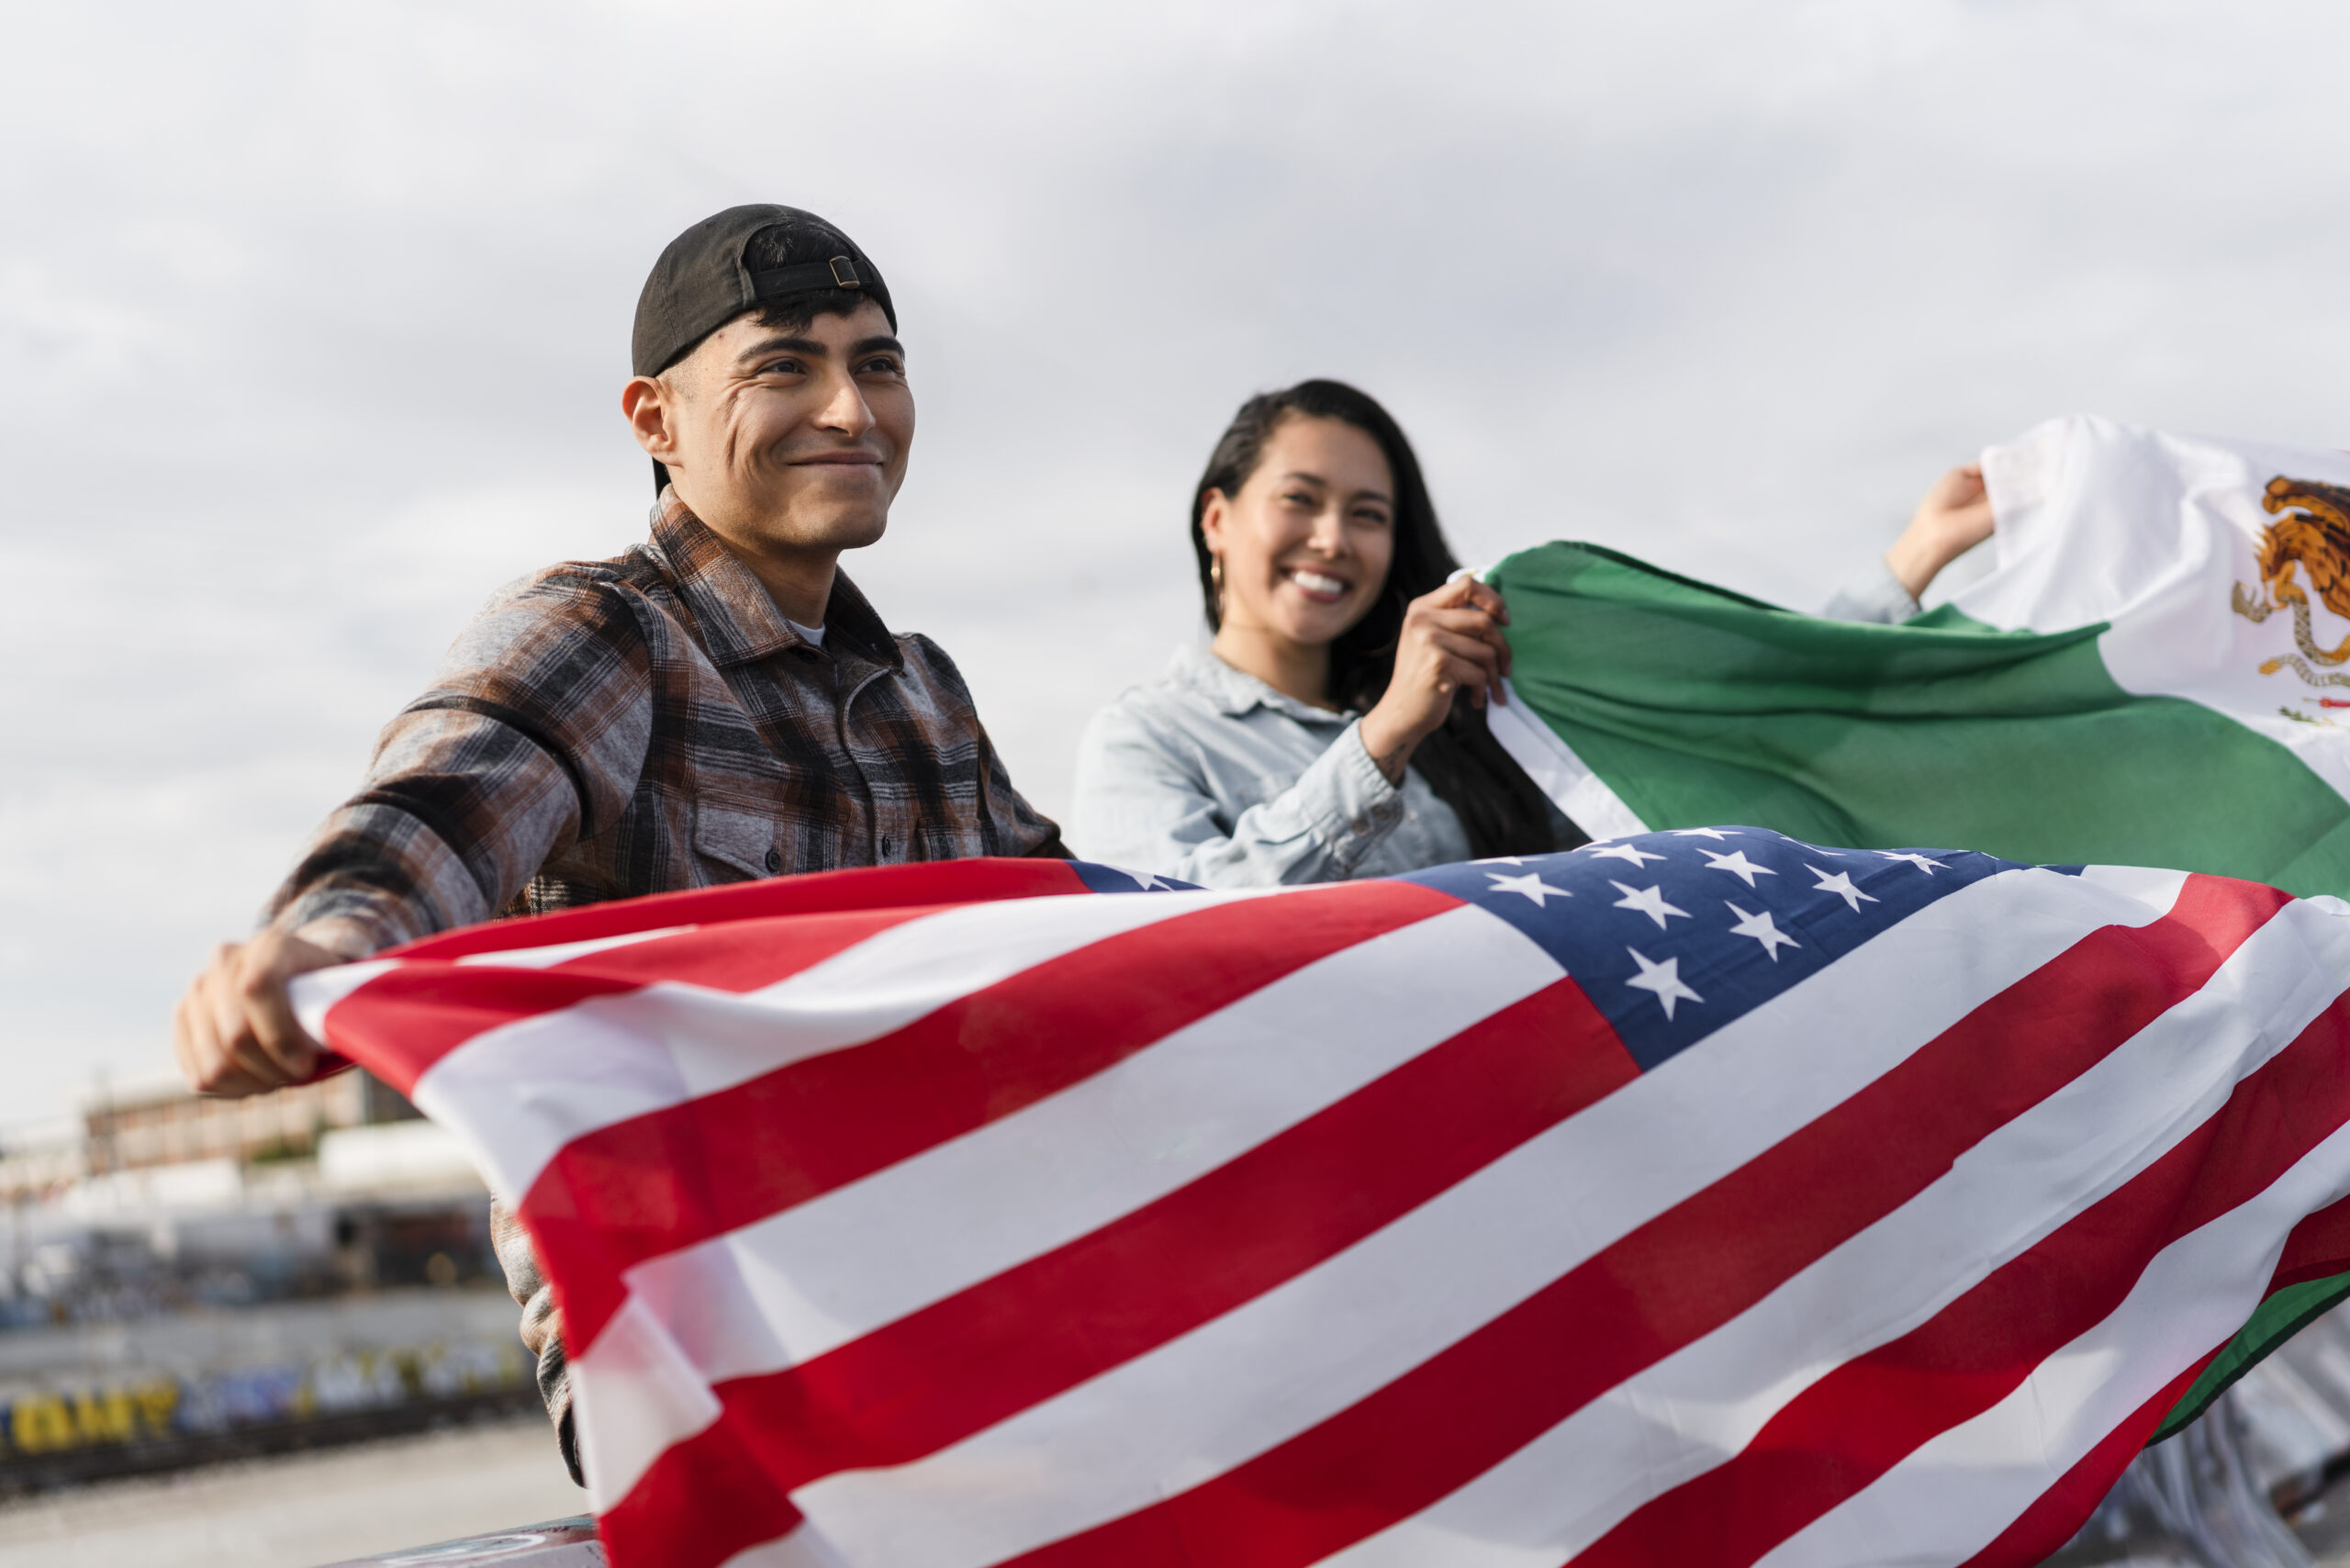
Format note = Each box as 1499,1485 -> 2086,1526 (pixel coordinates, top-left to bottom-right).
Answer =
748,257 -> 866,300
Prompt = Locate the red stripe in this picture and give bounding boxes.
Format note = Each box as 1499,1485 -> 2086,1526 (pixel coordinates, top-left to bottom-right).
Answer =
598,979 -> 1637,1562
383,857 -> 1097,961
1578,969 -> 2350,1568
2272,1192 -> 2350,1291
1958,1356 -> 2214,1568
984,874 -> 2286,1568
321,905 -> 941,1092
529,882 -> 1462,1354
592,1405 -> 804,1568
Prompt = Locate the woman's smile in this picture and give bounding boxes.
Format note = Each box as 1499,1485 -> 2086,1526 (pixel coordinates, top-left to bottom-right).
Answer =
1281,566 -> 1352,603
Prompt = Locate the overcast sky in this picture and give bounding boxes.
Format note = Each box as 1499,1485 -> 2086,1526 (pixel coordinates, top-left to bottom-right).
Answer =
6,0 -> 2348,1125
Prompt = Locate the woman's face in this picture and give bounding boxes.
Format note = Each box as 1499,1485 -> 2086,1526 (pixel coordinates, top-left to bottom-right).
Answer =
1201,415 -> 1396,649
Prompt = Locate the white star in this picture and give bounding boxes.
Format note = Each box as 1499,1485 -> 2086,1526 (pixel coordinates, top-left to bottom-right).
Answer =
1587,843 -> 1666,868
1876,851 -> 1942,874
1700,849 -> 1776,888
1473,856 -> 1528,867
1806,865 -> 1880,912
1486,870 -> 1572,907
1725,902 -> 1800,961
1624,947 -> 1704,1020
1670,827 -> 1738,841
1609,879 -> 1690,929
1116,868 -> 1175,890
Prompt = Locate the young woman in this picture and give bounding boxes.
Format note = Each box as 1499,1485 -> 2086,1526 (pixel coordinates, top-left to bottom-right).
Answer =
1070,379 -> 1991,888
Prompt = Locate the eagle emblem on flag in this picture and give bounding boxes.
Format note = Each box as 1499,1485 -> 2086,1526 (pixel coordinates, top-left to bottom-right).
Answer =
2232,475 -> 2350,689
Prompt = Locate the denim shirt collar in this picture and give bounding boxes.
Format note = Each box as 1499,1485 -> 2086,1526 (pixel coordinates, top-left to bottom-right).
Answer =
1164,644 -> 1356,725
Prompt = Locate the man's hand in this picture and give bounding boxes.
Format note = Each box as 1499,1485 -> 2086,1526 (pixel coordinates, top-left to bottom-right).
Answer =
1886,464 -> 1996,601
173,930 -> 342,1097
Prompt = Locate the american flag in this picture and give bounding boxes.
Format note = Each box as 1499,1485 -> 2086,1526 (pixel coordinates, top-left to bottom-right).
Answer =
294,828 -> 2350,1568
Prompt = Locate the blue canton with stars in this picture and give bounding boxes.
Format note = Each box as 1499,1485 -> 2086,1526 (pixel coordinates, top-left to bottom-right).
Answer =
1399,827 -> 2064,1072
1069,861 -> 1202,895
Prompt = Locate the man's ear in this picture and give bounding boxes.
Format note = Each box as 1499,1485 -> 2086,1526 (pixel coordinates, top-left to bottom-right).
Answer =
622,375 -> 681,464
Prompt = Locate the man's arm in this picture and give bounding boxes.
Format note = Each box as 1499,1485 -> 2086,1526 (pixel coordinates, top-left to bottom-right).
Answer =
987,728 -> 1071,858
174,572 -> 655,1095
895,632 -> 1070,859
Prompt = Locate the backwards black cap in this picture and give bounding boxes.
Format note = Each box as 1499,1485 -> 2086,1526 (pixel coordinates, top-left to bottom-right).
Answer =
632,205 -> 897,494
631,204 -> 896,379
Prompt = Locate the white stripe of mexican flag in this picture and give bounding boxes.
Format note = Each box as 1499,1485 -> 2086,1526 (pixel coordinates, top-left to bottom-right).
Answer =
1953,413 -> 2350,806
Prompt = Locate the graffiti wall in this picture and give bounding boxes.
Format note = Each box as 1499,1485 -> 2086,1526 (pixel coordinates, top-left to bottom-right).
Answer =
0,1336 -> 528,1461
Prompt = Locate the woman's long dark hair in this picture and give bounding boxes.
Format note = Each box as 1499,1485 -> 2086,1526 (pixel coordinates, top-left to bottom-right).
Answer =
1189,379 -> 1564,858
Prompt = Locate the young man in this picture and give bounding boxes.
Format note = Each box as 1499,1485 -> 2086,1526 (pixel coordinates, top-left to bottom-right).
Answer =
172,205 -> 1067,1478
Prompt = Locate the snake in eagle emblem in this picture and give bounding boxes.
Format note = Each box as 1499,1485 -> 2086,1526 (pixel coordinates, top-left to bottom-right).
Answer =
2232,475 -> 2350,688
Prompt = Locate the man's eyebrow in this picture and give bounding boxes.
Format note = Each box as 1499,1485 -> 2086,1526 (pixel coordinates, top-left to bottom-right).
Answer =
851,335 -> 907,359
737,335 -> 826,364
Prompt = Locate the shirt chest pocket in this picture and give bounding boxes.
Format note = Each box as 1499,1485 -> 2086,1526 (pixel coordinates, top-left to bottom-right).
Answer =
692,804 -> 779,882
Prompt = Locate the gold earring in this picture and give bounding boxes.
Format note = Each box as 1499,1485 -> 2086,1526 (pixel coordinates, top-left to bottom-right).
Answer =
1211,554 -> 1225,593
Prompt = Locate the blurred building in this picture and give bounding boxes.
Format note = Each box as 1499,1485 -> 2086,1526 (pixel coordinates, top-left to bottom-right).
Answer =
78,1070 -> 422,1179
0,1072 -> 495,1324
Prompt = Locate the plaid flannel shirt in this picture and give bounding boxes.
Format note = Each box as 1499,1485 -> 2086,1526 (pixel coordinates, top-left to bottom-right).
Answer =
266,492 -> 1064,1479
269,492 -> 1062,953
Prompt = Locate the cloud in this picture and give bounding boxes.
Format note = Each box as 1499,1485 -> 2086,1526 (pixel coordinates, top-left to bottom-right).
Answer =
3,0 -> 2345,1118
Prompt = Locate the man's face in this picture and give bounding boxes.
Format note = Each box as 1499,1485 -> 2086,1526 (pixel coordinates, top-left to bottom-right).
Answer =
636,299 -> 913,558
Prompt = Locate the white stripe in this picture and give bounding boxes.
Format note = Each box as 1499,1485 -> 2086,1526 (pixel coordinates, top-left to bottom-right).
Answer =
571,1294 -> 722,1506
1760,1114 -> 2350,1568
1486,682 -> 1649,840
290,926 -> 699,1044
452,924 -> 697,968
596,902 -> 1567,1402
409,884 -> 1302,1203
1960,417 -> 2350,812
782,868 -> 2157,1568
290,959 -> 398,1042
1319,883 -> 2350,1567
2076,862 -> 2201,907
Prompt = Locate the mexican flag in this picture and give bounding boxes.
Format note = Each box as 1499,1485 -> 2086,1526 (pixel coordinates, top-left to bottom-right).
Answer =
1488,413 -> 2350,902
1486,412 -> 2350,1434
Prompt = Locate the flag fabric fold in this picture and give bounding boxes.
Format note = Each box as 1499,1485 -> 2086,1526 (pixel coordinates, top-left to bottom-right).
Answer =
1485,414 -> 2350,900
299,830 -> 2350,1568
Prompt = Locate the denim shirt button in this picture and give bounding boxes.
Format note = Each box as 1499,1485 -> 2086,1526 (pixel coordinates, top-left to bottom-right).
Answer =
1350,817 -> 1371,836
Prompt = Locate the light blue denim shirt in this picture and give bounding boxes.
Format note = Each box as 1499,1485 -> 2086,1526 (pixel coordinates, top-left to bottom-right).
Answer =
1071,646 -> 1476,887
1073,561 -> 1913,888
1818,556 -> 1921,626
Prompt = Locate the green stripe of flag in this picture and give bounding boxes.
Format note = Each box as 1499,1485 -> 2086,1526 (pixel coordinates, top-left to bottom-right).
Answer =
1489,542 -> 2350,898
2152,1270 -> 2350,1443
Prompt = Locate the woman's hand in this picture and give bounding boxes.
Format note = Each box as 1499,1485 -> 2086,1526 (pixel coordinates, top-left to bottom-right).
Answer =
1886,464 -> 1996,601
1358,575 -> 1513,785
